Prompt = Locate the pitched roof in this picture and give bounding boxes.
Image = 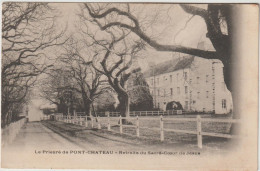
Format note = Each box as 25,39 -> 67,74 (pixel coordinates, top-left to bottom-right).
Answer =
143,55 -> 195,77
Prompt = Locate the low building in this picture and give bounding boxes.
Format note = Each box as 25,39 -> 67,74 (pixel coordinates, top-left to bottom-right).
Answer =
144,55 -> 233,114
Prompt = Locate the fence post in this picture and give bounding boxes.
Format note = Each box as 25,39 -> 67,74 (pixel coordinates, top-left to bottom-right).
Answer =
136,116 -> 140,137
79,115 -> 82,125
82,115 -> 85,125
196,115 -> 203,149
133,111 -> 136,116
81,115 -> 84,125
73,110 -> 75,124
85,116 -> 88,127
91,116 -> 94,128
97,116 -> 101,130
119,115 -> 123,134
106,111 -> 111,131
160,115 -> 164,142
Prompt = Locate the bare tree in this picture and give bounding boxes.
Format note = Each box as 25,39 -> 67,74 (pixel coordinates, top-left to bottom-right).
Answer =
78,6 -> 147,121
82,3 -> 236,99
40,67 -> 82,115
86,34 -> 143,122
2,2 -> 66,126
59,38 -> 110,116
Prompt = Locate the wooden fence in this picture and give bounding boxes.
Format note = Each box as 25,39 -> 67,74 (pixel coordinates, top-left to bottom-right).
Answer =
74,110 -> 184,117
1,118 -> 27,147
55,112 -> 240,149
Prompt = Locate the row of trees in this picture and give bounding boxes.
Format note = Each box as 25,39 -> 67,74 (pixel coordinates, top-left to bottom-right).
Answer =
40,4 -> 156,119
2,2 -> 66,127
40,33 -> 153,118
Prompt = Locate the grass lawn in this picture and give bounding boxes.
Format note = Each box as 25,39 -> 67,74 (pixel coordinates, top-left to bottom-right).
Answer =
50,114 -> 240,152
89,114 -> 235,146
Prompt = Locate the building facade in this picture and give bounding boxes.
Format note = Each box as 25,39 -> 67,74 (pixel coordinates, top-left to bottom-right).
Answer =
144,56 -> 233,114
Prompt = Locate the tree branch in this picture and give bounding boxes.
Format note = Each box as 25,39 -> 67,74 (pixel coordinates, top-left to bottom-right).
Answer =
84,5 -> 218,59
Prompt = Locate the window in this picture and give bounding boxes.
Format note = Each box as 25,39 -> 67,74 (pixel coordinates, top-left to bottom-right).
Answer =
185,101 -> 189,110
157,89 -> 160,96
197,77 -> 200,84
177,87 -> 180,95
184,72 -> 187,80
206,91 -> 209,98
185,86 -> 188,94
158,103 -> 160,108
163,76 -> 165,82
170,88 -> 173,96
193,100 -> 196,104
177,73 -> 179,82
206,75 -> 209,83
170,75 -> 172,82
197,92 -> 200,99
222,99 -> 227,109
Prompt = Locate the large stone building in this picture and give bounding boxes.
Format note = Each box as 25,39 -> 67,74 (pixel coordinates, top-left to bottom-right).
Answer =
144,55 -> 233,114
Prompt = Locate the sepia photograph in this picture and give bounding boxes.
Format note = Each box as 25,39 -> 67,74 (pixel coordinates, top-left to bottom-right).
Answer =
1,2 -> 258,170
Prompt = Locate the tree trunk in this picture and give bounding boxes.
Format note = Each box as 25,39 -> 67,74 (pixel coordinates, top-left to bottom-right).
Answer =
221,5 -> 242,134
117,92 -> 131,124
1,104 -> 10,128
84,100 -> 92,116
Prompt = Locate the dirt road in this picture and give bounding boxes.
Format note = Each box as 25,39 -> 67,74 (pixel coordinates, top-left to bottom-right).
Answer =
2,121 -> 150,152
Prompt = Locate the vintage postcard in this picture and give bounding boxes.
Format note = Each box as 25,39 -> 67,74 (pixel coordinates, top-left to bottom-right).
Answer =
1,2 -> 258,170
